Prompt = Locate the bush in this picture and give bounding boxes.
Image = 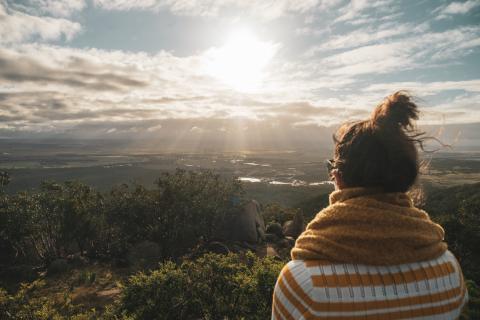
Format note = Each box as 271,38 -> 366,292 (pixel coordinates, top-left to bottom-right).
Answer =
116,252 -> 284,320
152,169 -> 244,258
0,169 -> 245,265
424,183 -> 480,283
461,280 -> 480,320
104,183 -> 158,259
262,203 -> 298,226
105,169 -> 244,260
28,181 -> 105,263
0,192 -> 34,263
0,280 -> 102,320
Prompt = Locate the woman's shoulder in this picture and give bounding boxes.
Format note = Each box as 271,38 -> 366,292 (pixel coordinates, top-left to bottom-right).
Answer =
273,251 -> 468,319
280,250 -> 464,284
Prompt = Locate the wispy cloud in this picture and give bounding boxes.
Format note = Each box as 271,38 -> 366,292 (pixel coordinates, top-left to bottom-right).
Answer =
92,0 -> 323,19
0,2 -> 81,44
434,0 -> 480,20
316,26 -> 480,76
0,0 -> 479,140
7,0 -> 86,17
334,0 -> 397,24
364,80 -> 480,95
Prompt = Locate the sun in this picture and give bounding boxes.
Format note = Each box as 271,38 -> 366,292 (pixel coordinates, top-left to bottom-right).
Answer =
204,28 -> 277,92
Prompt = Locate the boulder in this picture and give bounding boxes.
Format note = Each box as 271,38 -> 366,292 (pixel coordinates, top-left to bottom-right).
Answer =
278,236 -> 296,249
231,200 -> 266,243
205,241 -> 230,254
284,236 -> 296,247
266,245 -> 281,259
265,233 -> 280,243
266,222 -> 284,238
283,211 -> 305,239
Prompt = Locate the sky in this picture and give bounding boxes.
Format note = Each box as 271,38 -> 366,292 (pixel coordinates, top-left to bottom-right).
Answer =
0,0 -> 479,149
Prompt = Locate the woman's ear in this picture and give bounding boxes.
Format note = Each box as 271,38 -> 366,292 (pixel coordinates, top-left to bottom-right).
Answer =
332,169 -> 345,190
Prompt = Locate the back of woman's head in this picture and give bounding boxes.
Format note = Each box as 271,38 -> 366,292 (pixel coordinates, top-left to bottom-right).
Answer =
333,91 -> 422,193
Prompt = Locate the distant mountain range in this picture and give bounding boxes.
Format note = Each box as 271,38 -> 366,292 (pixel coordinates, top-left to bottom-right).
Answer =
0,122 -> 478,154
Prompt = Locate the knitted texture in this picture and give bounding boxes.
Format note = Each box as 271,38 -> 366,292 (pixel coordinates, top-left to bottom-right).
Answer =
272,251 -> 468,319
291,187 -> 447,265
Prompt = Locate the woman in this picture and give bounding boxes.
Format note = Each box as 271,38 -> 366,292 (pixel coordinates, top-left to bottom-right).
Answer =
272,92 -> 468,319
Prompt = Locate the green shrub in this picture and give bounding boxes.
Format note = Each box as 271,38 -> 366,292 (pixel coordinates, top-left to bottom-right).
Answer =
28,181 -> 105,263
151,169 -> 244,258
116,252 -> 283,320
461,279 -> 480,319
424,183 -> 480,282
0,192 -> 34,263
104,183 -> 158,258
0,280 -> 106,320
262,203 -> 298,226
1,169 -> 244,265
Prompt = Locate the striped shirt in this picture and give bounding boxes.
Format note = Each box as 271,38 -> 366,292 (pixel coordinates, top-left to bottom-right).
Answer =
272,250 -> 468,320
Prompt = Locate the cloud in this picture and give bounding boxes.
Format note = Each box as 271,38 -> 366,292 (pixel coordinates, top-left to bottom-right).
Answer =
334,0 -> 396,24
363,80 -> 480,96
0,0 -> 479,140
0,47 -> 148,91
93,0 -> 322,19
7,0 -> 86,17
0,2 -> 81,44
435,0 -> 480,20
306,22 -> 428,54
317,26 -> 480,76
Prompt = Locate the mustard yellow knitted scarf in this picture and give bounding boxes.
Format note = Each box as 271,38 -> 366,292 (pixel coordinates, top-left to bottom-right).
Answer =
291,187 -> 447,265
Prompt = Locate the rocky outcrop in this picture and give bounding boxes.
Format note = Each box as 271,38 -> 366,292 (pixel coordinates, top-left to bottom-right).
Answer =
266,222 -> 283,238
230,200 -> 266,243
283,211 -> 305,239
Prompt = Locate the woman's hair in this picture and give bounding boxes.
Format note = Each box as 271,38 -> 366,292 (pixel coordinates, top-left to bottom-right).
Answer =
333,91 -> 424,193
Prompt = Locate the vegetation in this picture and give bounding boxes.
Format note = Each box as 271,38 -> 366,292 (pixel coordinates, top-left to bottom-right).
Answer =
1,170 -> 479,318
116,252 -> 283,320
423,183 -> 480,283
0,169 -> 243,266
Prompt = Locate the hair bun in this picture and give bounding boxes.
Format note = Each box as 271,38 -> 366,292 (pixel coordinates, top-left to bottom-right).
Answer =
371,91 -> 419,130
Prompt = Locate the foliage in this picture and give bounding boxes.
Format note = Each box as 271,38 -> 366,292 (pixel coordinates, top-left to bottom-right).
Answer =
461,280 -> 480,320
423,183 -> 480,282
116,252 -> 283,320
0,280 -> 99,320
293,192 -> 330,222
262,203 -> 298,226
1,170 -> 480,318
152,169 -> 243,258
0,169 -> 244,265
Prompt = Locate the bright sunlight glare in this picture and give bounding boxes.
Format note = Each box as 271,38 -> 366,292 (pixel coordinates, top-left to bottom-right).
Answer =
204,28 -> 277,92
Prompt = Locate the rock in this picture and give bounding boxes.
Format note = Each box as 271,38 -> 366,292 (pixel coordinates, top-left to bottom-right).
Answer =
284,236 -> 296,247
127,240 -> 161,269
205,241 -> 230,254
277,239 -> 288,248
265,233 -> 280,243
48,258 -> 69,275
231,200 -> 266,243
230,243 -> 245,253
266,222 -> 284,238
266,245 -> 281,259
283,211 -> 305,239
241,241 -> 257,251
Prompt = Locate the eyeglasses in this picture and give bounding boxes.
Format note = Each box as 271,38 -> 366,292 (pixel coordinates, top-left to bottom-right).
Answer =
325,159 -> 336,180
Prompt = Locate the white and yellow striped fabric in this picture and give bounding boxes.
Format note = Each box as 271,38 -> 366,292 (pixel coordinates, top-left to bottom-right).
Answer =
272,250 -> 468,320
